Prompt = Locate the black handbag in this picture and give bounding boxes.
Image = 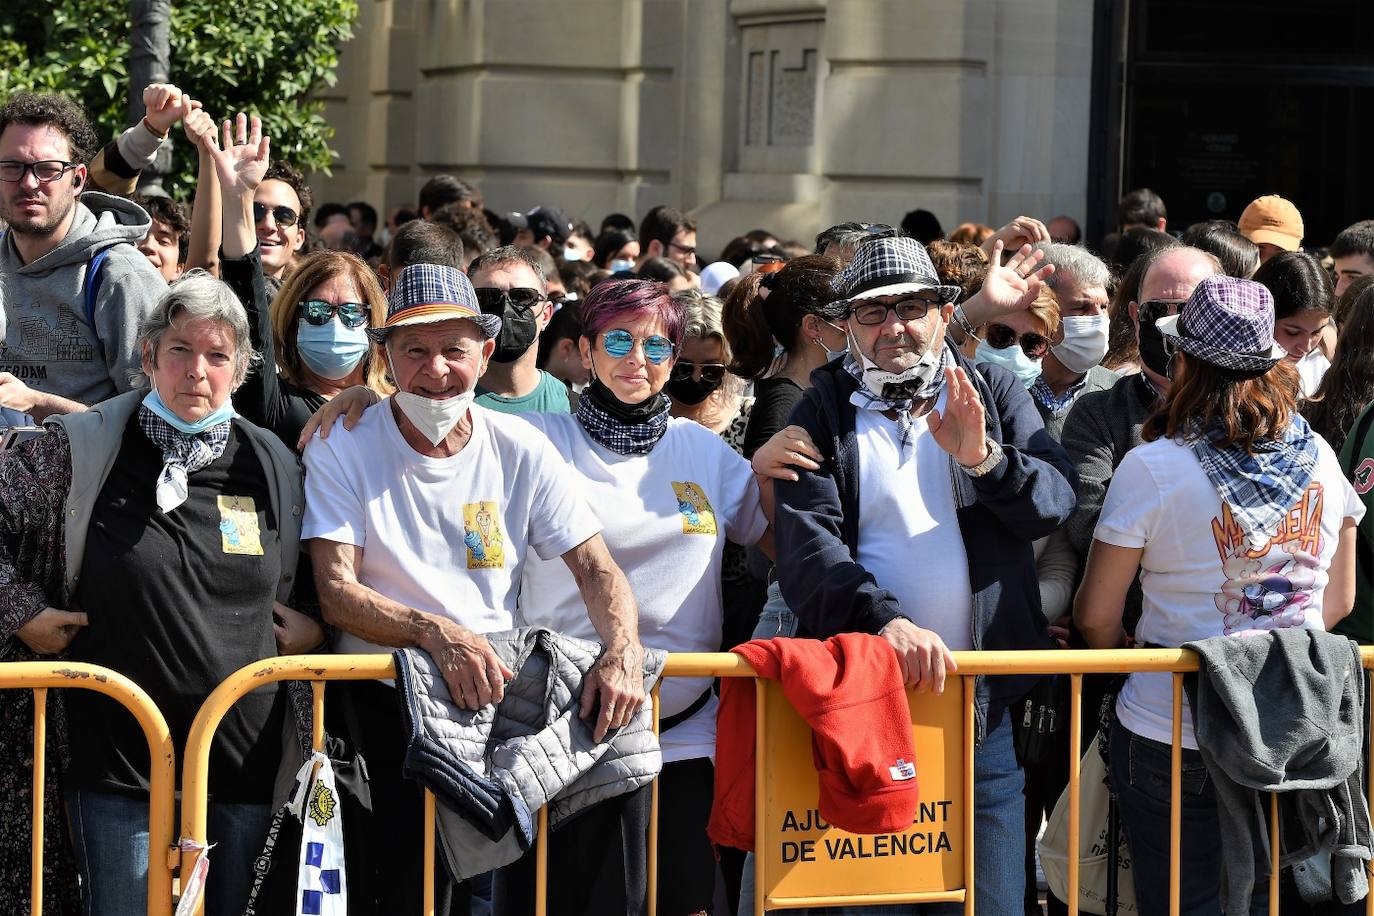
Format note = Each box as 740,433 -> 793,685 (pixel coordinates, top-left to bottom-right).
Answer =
1012,674 -> 1067,766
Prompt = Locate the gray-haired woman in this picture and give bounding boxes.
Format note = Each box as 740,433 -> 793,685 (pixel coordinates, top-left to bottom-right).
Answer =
0,271 -> 318,916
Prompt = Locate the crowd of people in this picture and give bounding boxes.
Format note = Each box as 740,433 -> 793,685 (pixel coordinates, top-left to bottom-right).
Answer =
2,81 -> 1374,916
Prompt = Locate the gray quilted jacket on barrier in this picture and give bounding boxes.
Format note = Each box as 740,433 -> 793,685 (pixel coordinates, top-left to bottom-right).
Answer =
393,627 -> 667,881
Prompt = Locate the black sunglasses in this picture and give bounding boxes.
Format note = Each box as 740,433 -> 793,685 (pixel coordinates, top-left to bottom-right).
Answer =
474,287 -> 545,315
984,323 -> 1050,358
253,202 -> 300,227
299,299 -> 369,329
668,361 -> 727,384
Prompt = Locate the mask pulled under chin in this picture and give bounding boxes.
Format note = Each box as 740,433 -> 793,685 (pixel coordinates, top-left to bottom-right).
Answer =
849,324 -> 944,401
392,389 -> 475,445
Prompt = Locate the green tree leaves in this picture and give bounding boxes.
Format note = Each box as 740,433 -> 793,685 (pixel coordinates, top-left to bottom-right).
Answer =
0,0 -> 357,198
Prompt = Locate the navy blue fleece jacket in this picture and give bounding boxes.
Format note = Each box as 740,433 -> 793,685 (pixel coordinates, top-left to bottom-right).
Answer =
773,350 -> 1079,737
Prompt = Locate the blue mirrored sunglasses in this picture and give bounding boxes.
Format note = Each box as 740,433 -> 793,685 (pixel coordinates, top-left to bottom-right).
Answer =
601,328 -> 675,364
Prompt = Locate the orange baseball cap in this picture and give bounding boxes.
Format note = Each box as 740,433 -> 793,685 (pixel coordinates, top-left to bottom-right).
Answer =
1238,195 -> 1304,251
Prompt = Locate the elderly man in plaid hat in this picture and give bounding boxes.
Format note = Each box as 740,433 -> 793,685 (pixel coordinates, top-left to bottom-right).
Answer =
302,264 -> 646,914
771,235 -> 1079,913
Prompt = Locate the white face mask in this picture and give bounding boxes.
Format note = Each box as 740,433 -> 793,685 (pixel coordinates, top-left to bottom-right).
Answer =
563,244 -> 583,262
391,389 -> 474,445
848,318 -> 945,398
1051,314 -> 1111,375
386,341 -> 476,445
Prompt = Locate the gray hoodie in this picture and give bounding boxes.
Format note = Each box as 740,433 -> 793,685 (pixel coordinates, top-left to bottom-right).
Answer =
0,191 -> 165,411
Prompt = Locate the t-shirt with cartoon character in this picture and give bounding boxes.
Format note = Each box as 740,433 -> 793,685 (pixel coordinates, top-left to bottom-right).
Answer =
1096,433 -> 1364,749
516,413 -> 768,764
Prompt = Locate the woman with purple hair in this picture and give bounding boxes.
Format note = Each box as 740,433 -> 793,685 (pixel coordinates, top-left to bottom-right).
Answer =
512,278 -> 773,916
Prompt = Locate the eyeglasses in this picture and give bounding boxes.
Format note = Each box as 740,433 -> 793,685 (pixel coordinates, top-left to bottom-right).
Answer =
848,294 -> 944,326
299,299 -> 370,329
253,202 -> 300,227
668,240 -> 696,257
0,160 -> 79,183
983,323 -> 1051,358
668,361 -> 727,384
600,329 -> 675,364
474,287 -> 545,315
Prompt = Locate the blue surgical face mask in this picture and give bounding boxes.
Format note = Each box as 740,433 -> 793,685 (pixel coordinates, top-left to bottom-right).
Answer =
974,339 -> 1043,389
297,318 -> 370,381
610,258 -> 635,273
143,386 -> 236,435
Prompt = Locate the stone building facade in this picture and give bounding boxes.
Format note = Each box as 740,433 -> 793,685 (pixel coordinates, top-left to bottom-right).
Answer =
313,0 -> 1095,255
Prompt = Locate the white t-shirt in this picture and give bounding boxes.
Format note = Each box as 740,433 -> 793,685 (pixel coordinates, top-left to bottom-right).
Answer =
853,395 -> 974,651
1096,434 -> 1363,748
1298,348 -> 1331,399
302,400 -> 602,655
517,414 -> 767,763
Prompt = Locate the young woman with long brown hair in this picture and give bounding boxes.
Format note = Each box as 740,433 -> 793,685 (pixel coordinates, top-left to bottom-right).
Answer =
1075,275 -> 1363,915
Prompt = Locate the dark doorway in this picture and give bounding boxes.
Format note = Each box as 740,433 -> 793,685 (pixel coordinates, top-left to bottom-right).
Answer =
1089,0 -> 1374,249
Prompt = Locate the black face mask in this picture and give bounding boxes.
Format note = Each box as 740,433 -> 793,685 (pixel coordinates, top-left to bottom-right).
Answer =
490,306 -> 539,363
1137,302 -> 1173,378
584,377 -> 669,423
665,373 -> 723,405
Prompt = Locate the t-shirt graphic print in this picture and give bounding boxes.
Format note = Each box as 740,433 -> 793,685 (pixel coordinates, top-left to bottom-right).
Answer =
672,481 -> 718,535
463,500 -> 506,569
1211,482 -> 1323,634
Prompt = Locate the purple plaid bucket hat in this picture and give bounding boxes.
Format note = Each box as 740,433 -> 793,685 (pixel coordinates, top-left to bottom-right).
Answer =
1154,275 -> 1287,373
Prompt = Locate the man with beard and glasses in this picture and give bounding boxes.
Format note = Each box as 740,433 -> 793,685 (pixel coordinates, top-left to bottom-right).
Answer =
771,235 -> 1077,914
0,93 -> 165,423
469,245 -> 572,414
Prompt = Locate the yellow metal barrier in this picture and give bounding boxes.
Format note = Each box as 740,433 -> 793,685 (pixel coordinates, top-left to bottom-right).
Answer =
0,662 -> 175,916
178,648 -> 1374,916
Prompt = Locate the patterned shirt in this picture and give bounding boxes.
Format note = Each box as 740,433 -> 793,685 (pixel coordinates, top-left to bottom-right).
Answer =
1031,374 -> 1090,418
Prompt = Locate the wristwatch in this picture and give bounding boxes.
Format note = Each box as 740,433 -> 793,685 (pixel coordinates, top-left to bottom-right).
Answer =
960,438 -> 1003,477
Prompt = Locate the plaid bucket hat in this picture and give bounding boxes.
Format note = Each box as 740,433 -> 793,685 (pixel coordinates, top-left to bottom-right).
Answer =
828,236 -> 962,316
1155,275 -> 1287,373
369,263 -> 501,342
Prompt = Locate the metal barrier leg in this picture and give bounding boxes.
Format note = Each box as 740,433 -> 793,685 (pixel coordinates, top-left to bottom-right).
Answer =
754,678 -> 766,915
1170,674 -> 1183,916
1269,793 -> 1279,916
1068,675 -> 1082,916
963,677 -> 976,915
535,806 -> 548,916
31,687 -> 46,916
424,789 -> 437,916
648,684 -> 660,916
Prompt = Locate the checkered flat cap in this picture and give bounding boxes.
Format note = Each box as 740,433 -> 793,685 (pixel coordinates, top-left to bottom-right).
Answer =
830,235 -> 962,309
369,263 -> 501,341
1155,275 -> 1286,373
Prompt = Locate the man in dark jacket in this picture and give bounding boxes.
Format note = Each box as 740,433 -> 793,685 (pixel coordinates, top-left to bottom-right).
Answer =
774,235 -> 1077,913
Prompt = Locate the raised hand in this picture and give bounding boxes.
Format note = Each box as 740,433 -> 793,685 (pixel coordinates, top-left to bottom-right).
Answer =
927,366 -> 989,468
980,215 -> 1051,259
181,105 -> 217,151
207,112 -> 271,200
964,240 -> 1055,325
142,83 -> 198,137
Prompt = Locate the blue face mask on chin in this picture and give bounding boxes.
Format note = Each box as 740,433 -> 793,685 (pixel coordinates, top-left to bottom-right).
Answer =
297,318 -> 370,381
143,387 -> 236,435
973,339 -> 1043,390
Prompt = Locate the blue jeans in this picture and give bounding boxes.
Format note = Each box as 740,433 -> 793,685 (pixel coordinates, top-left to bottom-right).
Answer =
1109,723 -> 1270,916
67,788 -> 271,916
739,588 -> 1025,914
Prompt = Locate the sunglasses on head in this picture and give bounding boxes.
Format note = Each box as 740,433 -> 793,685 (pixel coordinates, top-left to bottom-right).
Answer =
299,299 -> 369,329
669,361 -> 727,384
600,329 -> 675,364
474,287 -> 545,315
983,323 -> 1050,358
848,294 -> 943,326
253,202 -> 300,227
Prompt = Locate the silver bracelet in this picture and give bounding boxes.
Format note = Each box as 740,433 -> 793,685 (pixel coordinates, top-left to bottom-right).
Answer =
952,305 -> 978,337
